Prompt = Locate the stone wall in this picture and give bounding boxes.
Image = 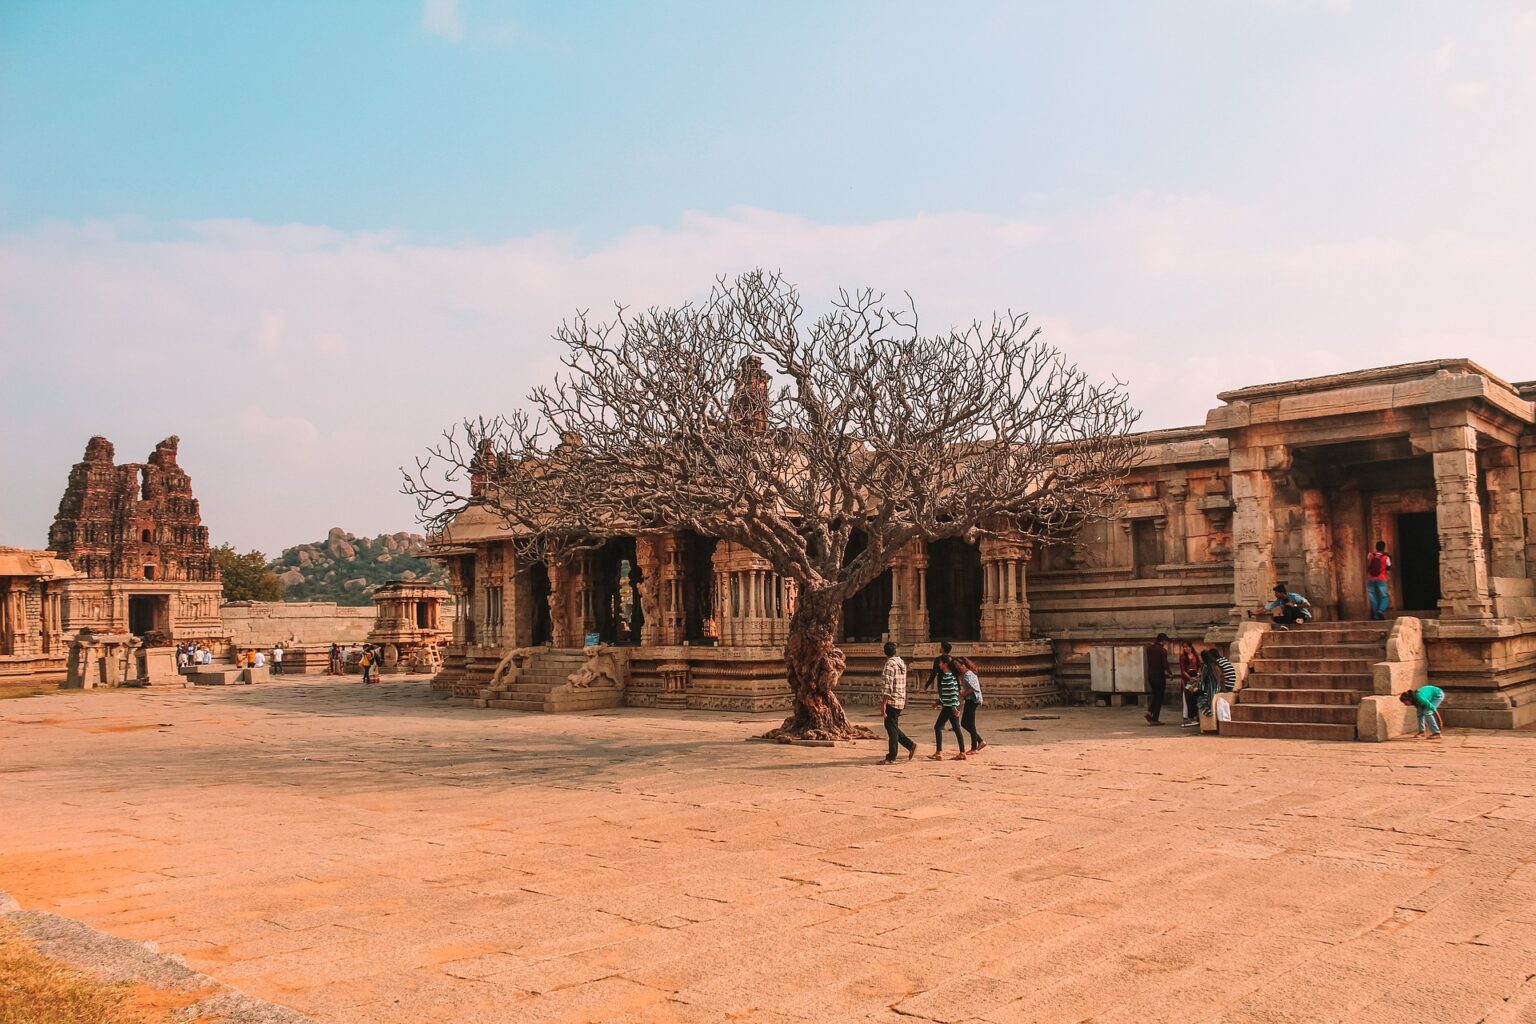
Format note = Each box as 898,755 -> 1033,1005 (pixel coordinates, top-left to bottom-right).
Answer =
220,602 -> 376,648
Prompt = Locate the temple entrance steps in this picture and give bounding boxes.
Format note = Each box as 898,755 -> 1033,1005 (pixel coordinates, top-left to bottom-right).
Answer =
480,649 -> 623,713
1222,621 -> 1391,741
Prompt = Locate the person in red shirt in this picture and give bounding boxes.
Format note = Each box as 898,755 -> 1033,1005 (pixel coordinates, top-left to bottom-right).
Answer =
1366,541 -> 1392,620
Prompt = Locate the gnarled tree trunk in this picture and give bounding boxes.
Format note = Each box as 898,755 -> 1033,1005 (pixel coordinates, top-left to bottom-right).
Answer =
763,590 -> 877,741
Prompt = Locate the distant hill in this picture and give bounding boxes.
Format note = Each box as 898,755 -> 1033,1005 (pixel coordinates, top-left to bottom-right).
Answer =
268,528 -> 449,606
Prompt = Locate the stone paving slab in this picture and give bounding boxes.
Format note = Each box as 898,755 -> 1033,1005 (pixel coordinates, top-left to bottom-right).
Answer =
3,677 -> 1536,1022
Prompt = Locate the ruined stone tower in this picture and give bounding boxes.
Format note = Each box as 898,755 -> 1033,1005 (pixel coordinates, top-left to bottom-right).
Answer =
49,435 -> 218,583
48,436 -> 226,643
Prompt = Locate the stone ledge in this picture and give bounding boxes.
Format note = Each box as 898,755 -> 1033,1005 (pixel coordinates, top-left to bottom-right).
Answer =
0,888 -> 314,1024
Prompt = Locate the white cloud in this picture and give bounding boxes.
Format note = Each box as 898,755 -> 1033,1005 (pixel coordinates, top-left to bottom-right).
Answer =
421,0 -> 463,42
3,199 -> 1534,553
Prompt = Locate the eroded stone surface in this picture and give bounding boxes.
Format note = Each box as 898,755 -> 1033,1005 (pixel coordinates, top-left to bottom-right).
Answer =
4,680 -> 1536,1023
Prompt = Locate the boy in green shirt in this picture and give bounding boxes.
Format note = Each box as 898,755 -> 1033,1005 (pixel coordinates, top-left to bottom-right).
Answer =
1399,685 -> 1446,739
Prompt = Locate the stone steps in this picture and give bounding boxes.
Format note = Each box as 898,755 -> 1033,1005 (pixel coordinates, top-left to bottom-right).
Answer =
1246,672 -> 1374,690
1220,720 -> 1358,741
1241,687 -> 1364,706
1248,657 -> 1377,675
480,649 -> 622,713
1228,702 -> 1358,725
1226,622 -> 1389,742
1259,643 -> 1384,658
484,691 -> 622,713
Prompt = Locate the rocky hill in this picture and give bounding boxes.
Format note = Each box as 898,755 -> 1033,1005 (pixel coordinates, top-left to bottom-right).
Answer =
269,528 -> 449,606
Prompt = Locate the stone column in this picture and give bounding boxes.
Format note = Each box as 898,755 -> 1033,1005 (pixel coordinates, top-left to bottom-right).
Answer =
1229,444 -> 1285,620
710,542 -> 787,647
885,539 -> 929,645
633,534 -> 665,646
1163,479 -> 1190,565
1432,424 -> 1493,619
659,538 -> 685,645
1298,488 -> 1338,618
1481,445 -> 1528,579
979,532 -> 1032,641
547,556 -> 585,648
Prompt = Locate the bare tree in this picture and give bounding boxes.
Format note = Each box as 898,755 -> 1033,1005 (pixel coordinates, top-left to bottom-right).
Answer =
405,271 -> 1140,739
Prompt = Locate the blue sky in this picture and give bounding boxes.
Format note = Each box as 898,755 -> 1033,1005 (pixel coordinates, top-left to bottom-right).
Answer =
3,1 -> 1535,553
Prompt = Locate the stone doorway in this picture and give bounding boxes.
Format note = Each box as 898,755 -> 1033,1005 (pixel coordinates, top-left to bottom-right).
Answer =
127,594 -> 168,637
680,533 -> 716,643
842,532 -> 892,642
591,538 -> 642,644
926,539 -> 981,642
1395,511 -> 1442,612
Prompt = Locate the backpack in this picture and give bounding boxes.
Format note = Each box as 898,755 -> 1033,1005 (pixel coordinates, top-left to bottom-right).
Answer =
1368,552 -> 1385,576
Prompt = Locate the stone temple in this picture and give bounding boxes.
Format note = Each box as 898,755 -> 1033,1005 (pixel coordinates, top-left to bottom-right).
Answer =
430,359 -> 1536,734
47,435 -> 226,645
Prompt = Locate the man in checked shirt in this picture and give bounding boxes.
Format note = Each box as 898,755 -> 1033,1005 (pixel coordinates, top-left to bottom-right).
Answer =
879,642 -> 918,764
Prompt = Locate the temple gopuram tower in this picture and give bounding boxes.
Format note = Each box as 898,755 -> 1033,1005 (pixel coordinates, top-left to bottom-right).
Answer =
48,436 -> 227,645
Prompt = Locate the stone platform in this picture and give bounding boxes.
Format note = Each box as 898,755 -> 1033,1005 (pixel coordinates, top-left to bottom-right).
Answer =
3,678 -> 1536,1023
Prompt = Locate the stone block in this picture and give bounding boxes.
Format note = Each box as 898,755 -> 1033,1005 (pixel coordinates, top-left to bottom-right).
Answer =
239,667 -> 270,684
1356,696 -> 1415,741
138,648 -> 181,685
187,670 -> 237,686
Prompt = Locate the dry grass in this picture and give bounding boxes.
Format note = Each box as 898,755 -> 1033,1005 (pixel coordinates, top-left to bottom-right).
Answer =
0,920 -> 206,1024
0,681 -> 60,701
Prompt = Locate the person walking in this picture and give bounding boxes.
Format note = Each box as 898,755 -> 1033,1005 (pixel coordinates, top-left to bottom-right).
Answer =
928,655 -> 968,760
1144,633 -> 1171,725
957,656 -> 986,753
879,642 -> 917,764
1400,685 -> 1446,739
923,641 -> 954,691
1366,541 -> 1393,620
1179,642 -> 1202,727
360,646 -> 375,685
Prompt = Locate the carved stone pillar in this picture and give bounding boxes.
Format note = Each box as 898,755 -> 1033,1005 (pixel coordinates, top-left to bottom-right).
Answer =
633,534 -> 665,646
1299,488 -> 1338,618
657,661 -> 689,709
1481,445 -> 1528,579
1163,479 -> 1190,565
885,538 -> 929,645
1432,424 -> 1493,619
655,534 -> 686,645
979,532 -> 1032,641
2,584 -> 23,656
711,542 -> 787,647
1229,444 -> 1285,619
547,556 -> 585,648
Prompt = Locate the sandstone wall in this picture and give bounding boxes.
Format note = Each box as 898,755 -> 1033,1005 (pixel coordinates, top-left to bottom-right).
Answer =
221,602 -> 375,648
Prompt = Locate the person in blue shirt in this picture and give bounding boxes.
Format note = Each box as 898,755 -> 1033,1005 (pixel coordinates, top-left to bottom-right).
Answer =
1252,583 -> 1312,628
1400,685 -> 1446,739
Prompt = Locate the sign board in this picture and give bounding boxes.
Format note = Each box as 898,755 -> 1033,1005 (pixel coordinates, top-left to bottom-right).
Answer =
584,632 -> 601,648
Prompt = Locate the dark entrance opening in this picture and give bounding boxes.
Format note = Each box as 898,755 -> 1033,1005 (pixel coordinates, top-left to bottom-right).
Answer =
127,595 -> 165,637
681,533 -> 717,643
528,560 -> 552,645
1131,519 -> 1161,578
842,532 -> 891,641
926,539 -> 981,642
416,602 -> 431,629
592,538 -> 642,644
1396,511 -> 1441,612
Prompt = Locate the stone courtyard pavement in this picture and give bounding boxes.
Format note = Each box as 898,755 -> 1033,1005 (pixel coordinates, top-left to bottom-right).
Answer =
4,680 -> 1536,1024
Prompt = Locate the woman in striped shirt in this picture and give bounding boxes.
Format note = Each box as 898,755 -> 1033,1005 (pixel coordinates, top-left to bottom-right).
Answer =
928,655 -> 969,761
